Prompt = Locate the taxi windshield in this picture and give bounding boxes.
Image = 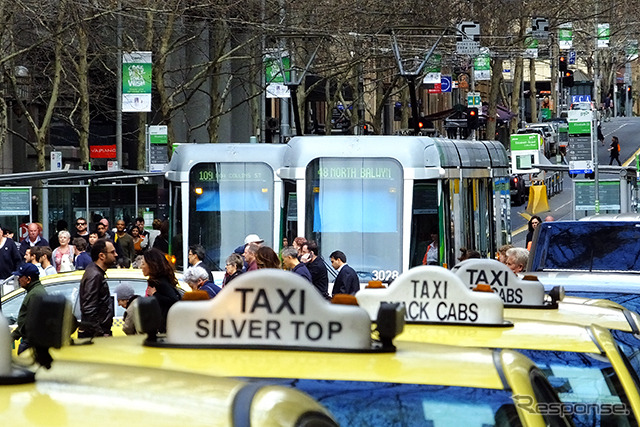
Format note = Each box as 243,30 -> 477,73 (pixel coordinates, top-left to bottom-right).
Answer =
518,349 -> 637,426
263,379 -> 523,427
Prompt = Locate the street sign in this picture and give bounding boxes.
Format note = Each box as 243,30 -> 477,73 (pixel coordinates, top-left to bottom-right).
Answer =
510,134 -> 541,174
456,21 -> 480,55
0,188 -> 31,216
50,151 -> 62,171
574,180 -> 620,213
467,92 -> 481,107
147,125 -> 169,173
531,17 -> 549,39
568,50 -> 576,65
567,110 -> 595,174
440,76 -> 452,93
428,83 -> 441,94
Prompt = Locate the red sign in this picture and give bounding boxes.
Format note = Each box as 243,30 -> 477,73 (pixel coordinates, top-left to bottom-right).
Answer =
90,145 -> 116,159
428,84 -> 442,94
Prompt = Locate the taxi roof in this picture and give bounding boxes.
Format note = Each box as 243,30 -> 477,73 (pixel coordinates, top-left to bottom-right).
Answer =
505,301 -> 640,334
50,335 -> 526,391
2,359 -> 332,427
398,318 -> 604,353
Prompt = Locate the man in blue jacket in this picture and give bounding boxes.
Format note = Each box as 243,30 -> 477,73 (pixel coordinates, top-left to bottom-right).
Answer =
330,250 -> 360,297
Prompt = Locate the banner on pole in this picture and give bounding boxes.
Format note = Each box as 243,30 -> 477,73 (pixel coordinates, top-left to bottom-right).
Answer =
597,24 -> 610,48
122,51 -> 152,112
558,23 -> 573,50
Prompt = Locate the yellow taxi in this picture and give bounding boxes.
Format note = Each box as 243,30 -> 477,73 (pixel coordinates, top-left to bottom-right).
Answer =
452,258 -> 640,334
0,305 -> 338,427
355,265 -> 640,425
1,269 -> 190,337
49,270 -> 572,426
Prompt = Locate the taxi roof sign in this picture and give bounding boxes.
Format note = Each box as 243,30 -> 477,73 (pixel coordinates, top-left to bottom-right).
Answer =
356,266 -> 506,325
165,270 -> 373,351
452,259 -> 546,307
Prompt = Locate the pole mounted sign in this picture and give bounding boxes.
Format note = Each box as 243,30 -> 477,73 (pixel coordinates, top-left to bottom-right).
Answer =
558,23 -> 573,50
597,24 -> 610,49
510,134 -> 541,174
467,92 -> 481,107
567,110 -> 595,174
531,17 -> 549,39
122,51 -> 152,112
456,21 -> 480,55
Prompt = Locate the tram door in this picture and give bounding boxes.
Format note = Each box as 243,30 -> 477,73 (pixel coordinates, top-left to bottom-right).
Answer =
409,182 -> 440,268
461,178 -> 493,258
282,180 -> 297,246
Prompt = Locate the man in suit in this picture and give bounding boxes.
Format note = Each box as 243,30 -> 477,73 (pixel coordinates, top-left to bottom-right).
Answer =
330,250 -> 360,297
188,244 -> 214,282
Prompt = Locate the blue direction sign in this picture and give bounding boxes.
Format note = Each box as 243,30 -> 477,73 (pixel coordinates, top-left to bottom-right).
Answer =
568,50 -> 576,65
441,76 -> 452,93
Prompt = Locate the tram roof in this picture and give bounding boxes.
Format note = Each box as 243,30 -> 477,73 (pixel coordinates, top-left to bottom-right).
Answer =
284,136 -> 508,171
165,137 -> 509,183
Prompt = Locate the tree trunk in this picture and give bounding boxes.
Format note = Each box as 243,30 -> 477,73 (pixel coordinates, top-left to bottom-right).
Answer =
529,58 -> 537,123
486,58 -> 502,141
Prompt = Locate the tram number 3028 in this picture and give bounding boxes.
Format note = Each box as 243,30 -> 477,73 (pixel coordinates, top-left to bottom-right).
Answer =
372,270 -> 400,283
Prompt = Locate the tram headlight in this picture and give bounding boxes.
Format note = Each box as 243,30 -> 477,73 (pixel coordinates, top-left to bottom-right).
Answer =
195,187 -> 203,195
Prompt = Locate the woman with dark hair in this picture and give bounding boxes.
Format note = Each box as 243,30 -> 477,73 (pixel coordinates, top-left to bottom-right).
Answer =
140,248 -> 180,332
525,215 -> 542,251
255,246 -> 281,269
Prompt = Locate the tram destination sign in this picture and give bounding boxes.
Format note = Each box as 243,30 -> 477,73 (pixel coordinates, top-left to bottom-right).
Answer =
0,187 -> 30,216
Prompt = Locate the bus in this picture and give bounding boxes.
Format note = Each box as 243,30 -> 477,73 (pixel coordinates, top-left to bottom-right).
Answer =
165,136 -> 511,284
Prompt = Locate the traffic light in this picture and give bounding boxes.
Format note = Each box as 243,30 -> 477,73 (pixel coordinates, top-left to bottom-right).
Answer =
558,56 -> 567,72
417,117 -> 428,130
562,70 -> 574,87
466,107 -> 479,129
362,124 -> 369,135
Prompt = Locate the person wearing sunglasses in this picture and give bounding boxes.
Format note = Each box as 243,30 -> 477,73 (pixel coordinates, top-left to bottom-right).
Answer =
72,217 -> 90,245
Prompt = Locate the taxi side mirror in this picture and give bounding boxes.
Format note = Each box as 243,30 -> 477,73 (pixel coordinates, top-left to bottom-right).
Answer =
375,302 -> 405,349
134,297 -> 162,340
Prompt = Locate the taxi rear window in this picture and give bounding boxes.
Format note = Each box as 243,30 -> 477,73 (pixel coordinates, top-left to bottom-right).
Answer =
519,349 -> 637,426
535,222 -> 640,272
260,379 -> 522,426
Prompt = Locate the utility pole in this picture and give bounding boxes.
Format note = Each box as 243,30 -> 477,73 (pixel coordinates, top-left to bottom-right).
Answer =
594,3 -> 600,214
116,0 -> 122,168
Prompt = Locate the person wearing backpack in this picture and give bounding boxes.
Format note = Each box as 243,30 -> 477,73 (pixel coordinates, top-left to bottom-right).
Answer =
608,135 -> 621,166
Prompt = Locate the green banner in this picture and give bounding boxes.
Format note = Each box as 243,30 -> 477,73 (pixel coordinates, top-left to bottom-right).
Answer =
510,133 -> 540,151
558,23 -> 573,50
122,51 -> 152,112
265,56 -> 290,83
568,121 -> 591,134
427,54 -> 442,73
597,23 -> 610,48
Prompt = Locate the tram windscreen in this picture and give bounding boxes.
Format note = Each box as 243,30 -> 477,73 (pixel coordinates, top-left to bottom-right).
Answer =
189,163 -> 274,270
306,158 -> 403,283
